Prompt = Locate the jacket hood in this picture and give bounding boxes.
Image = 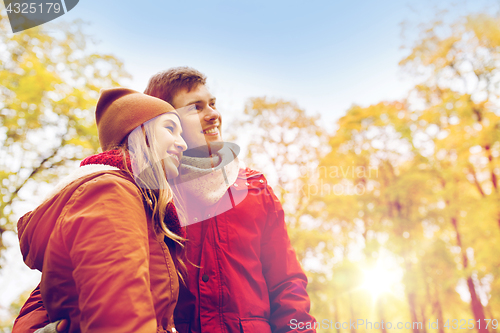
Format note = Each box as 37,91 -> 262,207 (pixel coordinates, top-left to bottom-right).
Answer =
18,164 -> 120,271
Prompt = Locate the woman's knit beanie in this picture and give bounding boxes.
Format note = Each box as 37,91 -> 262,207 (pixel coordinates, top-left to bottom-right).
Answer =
96,87 -> 176,151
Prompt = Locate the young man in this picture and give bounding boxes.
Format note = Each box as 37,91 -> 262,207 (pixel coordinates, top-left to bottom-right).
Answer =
13,67 -> 316,333
145,67 -> 316,333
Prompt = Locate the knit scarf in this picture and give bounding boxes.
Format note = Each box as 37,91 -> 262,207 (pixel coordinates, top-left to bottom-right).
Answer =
80,150 -> 186,239
176,144 -> 239,207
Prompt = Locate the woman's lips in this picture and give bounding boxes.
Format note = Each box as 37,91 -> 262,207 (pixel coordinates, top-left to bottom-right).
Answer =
168,154 -> 180,167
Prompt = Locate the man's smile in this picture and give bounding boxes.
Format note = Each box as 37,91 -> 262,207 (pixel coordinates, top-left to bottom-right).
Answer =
202,125 -> 220,135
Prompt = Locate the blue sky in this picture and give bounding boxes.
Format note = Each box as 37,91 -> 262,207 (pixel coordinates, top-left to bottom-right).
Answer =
0,0 -> 497,316
46,0 -> 496,129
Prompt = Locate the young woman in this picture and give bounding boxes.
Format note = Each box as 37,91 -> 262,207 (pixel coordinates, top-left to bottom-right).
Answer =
15,88 -> 187,333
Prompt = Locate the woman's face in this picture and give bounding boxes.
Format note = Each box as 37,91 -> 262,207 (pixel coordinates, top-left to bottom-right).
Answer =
153,112 -> 187,179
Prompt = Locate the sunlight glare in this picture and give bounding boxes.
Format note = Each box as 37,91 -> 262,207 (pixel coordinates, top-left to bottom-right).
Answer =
361,255 -> 402,300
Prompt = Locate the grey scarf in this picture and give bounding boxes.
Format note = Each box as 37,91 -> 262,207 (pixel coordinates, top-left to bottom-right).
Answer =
176,144 -> 239,207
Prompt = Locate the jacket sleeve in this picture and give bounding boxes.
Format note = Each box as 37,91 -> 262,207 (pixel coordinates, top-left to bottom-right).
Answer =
12,284 -> 51,333
56,175 -> 156,333
260,184 -> 317,333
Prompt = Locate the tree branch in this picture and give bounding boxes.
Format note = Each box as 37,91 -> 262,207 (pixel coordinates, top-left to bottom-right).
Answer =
468,164 -> 486,197
7,148 -> 60,206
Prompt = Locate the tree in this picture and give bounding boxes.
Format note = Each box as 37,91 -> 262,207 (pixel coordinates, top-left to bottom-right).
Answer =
227,97 -> 333,320
0,10 -> 131,258
308,11 -> 500,333
0,289 -> 31,332
229,97 -> 328,233
401,12 -> 500,330
319,100 -> 437,331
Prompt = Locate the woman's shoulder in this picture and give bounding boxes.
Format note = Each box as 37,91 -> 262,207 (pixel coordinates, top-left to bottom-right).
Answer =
42,165 -> 135,202
58,170 -> 148,234
49,169 -> 144,217
70,170 -> 141,202
84,170 -> 137,188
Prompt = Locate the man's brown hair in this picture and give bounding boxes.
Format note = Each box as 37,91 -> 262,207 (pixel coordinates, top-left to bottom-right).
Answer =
144,67 -> 207,104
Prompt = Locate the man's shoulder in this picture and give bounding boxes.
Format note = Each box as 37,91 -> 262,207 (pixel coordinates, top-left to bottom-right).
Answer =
234,167 -> 275,192
237,167 -> 267,181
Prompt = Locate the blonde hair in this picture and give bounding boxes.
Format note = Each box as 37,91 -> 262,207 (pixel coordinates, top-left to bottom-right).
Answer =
119,115 -> 187,284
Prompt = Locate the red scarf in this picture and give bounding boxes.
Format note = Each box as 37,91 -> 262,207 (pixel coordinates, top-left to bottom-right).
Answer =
80,150 -> 186,240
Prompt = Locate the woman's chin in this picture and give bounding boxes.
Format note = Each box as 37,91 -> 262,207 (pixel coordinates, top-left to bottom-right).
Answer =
162,161 -> 179,180
165,170 -> 179,180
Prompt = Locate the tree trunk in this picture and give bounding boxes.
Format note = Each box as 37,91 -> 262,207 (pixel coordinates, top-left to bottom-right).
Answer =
377,298 -> 388,333
466,276 -> 490,333
349,292 -> 356,333
407,292 -> 421,333
432,288 -> 446,333
484,144 -> 500,230
333,294 -> 341,333
451,217 -> 489,333
420,305 -> 428,333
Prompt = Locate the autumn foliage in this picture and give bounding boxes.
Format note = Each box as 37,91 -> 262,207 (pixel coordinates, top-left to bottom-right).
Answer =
233,12 -> 500,333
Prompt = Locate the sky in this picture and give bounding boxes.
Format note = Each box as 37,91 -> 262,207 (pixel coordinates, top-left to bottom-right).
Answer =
0,0 -> 498,321
30,0 -> 497,127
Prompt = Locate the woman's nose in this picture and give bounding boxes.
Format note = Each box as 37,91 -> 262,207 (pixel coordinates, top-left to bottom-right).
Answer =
175,135 -> 187,152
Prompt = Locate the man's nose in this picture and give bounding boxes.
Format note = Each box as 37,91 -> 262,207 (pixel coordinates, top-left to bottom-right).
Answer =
204,106 -> 220,122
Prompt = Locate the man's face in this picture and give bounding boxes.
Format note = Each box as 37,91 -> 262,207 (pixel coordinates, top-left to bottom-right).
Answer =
171,84 -> 222,149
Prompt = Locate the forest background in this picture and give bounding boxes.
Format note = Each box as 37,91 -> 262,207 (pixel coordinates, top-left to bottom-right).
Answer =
1,0 -> 500,332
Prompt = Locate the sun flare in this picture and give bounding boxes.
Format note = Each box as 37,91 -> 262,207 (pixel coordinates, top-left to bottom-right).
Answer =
361,256 -> 403,300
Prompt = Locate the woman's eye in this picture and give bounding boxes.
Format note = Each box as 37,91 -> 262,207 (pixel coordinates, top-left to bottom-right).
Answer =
184,105 -> 196,113
165,126 -> 174,132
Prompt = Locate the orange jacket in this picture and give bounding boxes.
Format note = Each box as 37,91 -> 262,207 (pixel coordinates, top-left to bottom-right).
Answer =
15,169 -> 179,333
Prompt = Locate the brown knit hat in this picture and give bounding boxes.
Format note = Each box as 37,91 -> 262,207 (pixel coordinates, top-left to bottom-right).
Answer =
96,88 -> 176,151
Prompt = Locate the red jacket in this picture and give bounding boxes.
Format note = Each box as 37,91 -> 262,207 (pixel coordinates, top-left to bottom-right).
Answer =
13,168 -> 315,332
173,168 -> 315,333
